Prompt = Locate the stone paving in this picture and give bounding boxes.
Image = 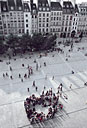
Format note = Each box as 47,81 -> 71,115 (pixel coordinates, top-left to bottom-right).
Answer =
0,38 -> 87,128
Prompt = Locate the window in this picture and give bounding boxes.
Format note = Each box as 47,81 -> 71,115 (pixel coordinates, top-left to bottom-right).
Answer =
57,12 -> 59,15
47,8 -> 49,11
54,12 -> 56,15
76,13 -> 77,16
46,28 -> 48,32
39,7 -> 41,11
0,26 -> 3,29
69,21 -> 71,26
43,13 -> 45,17
19,29 -> 21,33
39,29 -> 41,33
43,18 -> 45,22
54,17 -> 56,20
19,7 -> 21,10
47,18 -> 49,22
57,17 -> 58,20
2,15 -> 5,17
46,4 -> 48,7
70,16 -> 72,20
4,24 -> 6,28
67,16 -> 69,20
26,14 -> 28,17
59,17 -> 61,20
43,23 -> 45,27
8,24 -> 10,28
26,19 -> 28,22
46,23 -> 48,27
39,24 -> 41,27
62,21 -> 64,26
63,16 -> 65,20
65,27 -> 67,32
11,6 -> 14,10
43,28 -> 44,33
39,13 -> 41,17
39,18 -> 41,22
47,13 -> 49,17
26,29 -> 29,34
51,12 -> 53,15
43,8 -> 45,11
10,13 -> 12,16
26,24 -> 28,27
0,21 -> 2,25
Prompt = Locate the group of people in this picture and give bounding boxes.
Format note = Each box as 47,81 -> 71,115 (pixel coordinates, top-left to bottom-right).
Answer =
24,88 -> 63,124
2,63 -> 34,82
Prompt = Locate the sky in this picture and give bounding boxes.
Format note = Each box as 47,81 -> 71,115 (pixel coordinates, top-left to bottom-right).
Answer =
24,0 -> 87,4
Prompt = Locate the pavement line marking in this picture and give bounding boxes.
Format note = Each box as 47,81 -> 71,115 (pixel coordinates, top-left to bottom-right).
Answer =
69,75 -> 84,87
61,77 -> 76,89
8,63 -> 18,128
84,71 -> 87,76
78,72 -> 87,81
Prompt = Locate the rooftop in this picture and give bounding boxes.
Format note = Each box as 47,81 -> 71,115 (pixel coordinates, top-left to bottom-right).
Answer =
51,2 -> 62,11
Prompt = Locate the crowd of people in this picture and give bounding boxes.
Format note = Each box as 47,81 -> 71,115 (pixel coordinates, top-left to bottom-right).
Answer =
24,87 -> 63,124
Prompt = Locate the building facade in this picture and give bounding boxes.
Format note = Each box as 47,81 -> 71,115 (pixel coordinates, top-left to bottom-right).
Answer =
78,2 -> 87,36
23,2 -> 31,35
71,4 -> 79,36
38,0 -> 50,34
61,1 -> 75,38
50,2 -> 62,37
0,0 -> 86,37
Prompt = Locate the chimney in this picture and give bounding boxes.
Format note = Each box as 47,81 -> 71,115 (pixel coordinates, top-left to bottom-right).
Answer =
48,0 -> 51,7
30,0 -> 33,6
72,0 -> 76,7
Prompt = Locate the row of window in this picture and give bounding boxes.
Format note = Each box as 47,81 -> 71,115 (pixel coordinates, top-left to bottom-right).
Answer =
50,28 -> 61,32
39,13 -> 49,17
39,23 -> 49,27
62,21 -> 72,26
73,22 -> 77,25
51,17 -> 61,21
39,28 -> 49,33
3,23 -> 24,28
39,18 -> 49,22
4,29 -> 24,34
51,22 -> 61,26
63,15 -> 72,20
61,27 -> 71,32
39,7 -> 50,11
51,12 -> 62,16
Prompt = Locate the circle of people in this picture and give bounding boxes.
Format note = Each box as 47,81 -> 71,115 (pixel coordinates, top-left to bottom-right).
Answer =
24,84 -> 63,124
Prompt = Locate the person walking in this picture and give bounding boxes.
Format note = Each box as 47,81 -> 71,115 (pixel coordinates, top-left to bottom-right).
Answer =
33,81 -> 35,87
27,88 -> 29,92
52,76 -> 54,80
36,86 -> 38,91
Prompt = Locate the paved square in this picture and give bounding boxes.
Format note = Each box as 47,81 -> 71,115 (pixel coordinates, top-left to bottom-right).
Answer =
0,38 -> 87,128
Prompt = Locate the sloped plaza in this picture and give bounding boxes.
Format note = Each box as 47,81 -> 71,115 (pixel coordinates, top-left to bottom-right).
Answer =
0,38 -> 87,128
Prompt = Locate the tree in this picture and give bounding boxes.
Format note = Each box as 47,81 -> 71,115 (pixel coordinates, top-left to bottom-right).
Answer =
6,34 -> 19,51
0,36 -> 6,54
32,33 -> 45,51
20,34 -> 32,53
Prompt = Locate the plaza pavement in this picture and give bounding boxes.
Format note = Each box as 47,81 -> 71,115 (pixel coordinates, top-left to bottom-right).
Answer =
0,38 -> 87,128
